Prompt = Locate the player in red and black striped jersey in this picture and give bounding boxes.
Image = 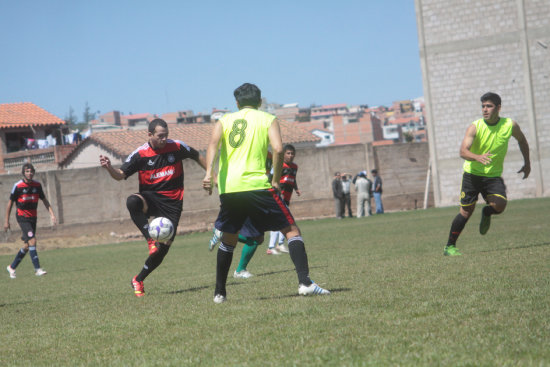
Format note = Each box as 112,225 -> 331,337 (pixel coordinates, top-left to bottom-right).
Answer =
100,118 -> 206,297
4,163 -> 57,278
267,144 -> 301,254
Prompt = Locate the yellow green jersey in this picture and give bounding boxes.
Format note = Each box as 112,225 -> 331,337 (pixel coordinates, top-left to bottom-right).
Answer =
463,117 -> 514,177
217,108 -> 276,194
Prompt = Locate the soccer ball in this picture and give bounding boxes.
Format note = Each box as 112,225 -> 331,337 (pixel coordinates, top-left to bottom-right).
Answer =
148,217 -> 175,242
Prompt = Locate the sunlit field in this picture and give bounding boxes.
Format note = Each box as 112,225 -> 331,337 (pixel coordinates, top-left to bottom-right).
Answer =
1,198 -> 549,366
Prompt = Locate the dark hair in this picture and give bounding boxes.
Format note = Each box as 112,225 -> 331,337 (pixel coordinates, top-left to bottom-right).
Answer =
371,169 -> 378,174
22,163 -> 35,175
283,144 -> 296,153
234,83 -> 262,108
480,92 -> 501,106
148,118 -> 168,134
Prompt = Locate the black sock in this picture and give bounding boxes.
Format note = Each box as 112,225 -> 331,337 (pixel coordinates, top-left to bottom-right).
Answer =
215,243 -> 234,297
126,195 -> 150,239
288,236 -> 312,286
136,243 -> 170,282
447,213 -> 469,246
483,205 -> 497,216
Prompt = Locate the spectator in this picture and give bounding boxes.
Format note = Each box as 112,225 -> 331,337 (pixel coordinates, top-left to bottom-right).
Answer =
371,169 -> 384,214
354,171 -> 372,217
332,172 -> 344,219
341,173 -> 353,218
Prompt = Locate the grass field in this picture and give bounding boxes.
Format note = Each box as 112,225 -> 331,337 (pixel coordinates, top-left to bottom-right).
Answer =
1,198 -> 549,366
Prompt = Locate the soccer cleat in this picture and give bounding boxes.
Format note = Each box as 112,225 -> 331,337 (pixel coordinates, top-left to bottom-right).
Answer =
266,248 -> 281,255
298,282 -> 331,296
209,228 -> 222,252
276,244 -> 289,253
443,245 -> 462,256
213,294 -> 226,304
147,238 -> 159,256
131,276 -> 145,297
233,270 -> 253,279
6,265 -> 16,279
479,210 -> 491,235
35,268 -> 47,276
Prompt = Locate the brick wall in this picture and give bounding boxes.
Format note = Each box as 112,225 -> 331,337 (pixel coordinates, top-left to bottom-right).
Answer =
0,143 -> 433,237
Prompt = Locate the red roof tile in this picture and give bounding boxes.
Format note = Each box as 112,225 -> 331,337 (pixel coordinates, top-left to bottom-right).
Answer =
61,121 -> 320,165
0,102 -> 65,129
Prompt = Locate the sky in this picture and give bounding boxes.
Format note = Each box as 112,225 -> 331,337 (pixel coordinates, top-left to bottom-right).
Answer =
0,0 -> 423,121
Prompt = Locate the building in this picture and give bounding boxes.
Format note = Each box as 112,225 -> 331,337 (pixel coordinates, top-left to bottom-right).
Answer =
59,120 -> 320,169
416,0 -> 549,206
0,102 -> 72,174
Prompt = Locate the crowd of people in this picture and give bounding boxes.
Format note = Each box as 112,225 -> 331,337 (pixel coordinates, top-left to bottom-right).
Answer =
4,89 -> 530,303
332,169 -> 383,219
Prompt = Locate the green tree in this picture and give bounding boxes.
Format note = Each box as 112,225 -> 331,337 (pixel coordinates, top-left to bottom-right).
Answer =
83,101 -> 97,124
64,106 -> 78,126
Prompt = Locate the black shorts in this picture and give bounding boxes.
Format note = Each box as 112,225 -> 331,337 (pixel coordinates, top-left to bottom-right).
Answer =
139,191 -> 182,232
460,172 -> 507,207
16,216 -> 37,242
215,189 -> 296,235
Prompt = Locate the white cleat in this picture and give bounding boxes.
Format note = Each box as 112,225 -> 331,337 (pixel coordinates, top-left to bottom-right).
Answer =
276,244 -> 289,253
233,270 -> 254,279
209,229 -> 222,251
266,248 -> 281,255
213,294 -> 226,304
35,268 -> 47,276
298,282 -> 330,296
6,265 -> 16,279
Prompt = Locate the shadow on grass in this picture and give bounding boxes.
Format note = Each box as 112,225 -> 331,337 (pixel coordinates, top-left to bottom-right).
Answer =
257,287 -> 351,300
0,300 -> 33,308
479,241 -> 550,253
165,265 -> 328,295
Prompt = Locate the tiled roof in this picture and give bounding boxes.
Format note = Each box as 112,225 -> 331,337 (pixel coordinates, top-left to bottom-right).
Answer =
0,102 -> 65,129
61,121 -> 320,165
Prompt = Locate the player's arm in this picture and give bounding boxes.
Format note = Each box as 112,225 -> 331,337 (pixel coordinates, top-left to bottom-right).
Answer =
4,199 -> 14,231
99,155 -> 126,181
41,197 -> 57,226
203,121 -> 222,195
268,118 -> 284,190
512,121 -> 531,179
459,124 -> 492,165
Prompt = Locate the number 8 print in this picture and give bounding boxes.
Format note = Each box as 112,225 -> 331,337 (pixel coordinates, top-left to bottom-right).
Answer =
229,119 -> 247,148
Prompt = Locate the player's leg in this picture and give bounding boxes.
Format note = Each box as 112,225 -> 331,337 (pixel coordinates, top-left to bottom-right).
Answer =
267,231 -> 281,254
479,177 -> 507,235
7,225 -> 30,278
234,236 -> 262,278
213,193 -> 246,303
126,193 -> 160,255
234,220 -> 263,278
444,173 -> 478,256
26,236 -> 46,276
131,197 -> 178,297
261,189 -> 329,295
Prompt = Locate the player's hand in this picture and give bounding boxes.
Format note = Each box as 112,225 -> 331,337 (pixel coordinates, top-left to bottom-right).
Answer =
99,155 -> 111,168
51,215 -> 58,226
272,181 -> 281,192
3,222 -> 9,232
518,164 -> 531,179
477,151 -> 493,165
296,189 -> 301,197
202,174 -> 213,195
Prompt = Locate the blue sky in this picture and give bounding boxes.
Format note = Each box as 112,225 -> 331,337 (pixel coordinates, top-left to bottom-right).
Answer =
0,0 -> 423,120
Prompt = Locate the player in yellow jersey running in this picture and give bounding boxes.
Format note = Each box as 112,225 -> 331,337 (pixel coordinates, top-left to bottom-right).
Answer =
202,83 -> 330,303
444,92 -> 530,256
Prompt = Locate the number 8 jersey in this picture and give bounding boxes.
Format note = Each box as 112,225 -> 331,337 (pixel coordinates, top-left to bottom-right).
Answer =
218,108 -> 275,194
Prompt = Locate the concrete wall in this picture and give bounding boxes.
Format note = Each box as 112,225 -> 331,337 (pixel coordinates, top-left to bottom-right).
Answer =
415,0 -> 550,207
0,143 -> 432,236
